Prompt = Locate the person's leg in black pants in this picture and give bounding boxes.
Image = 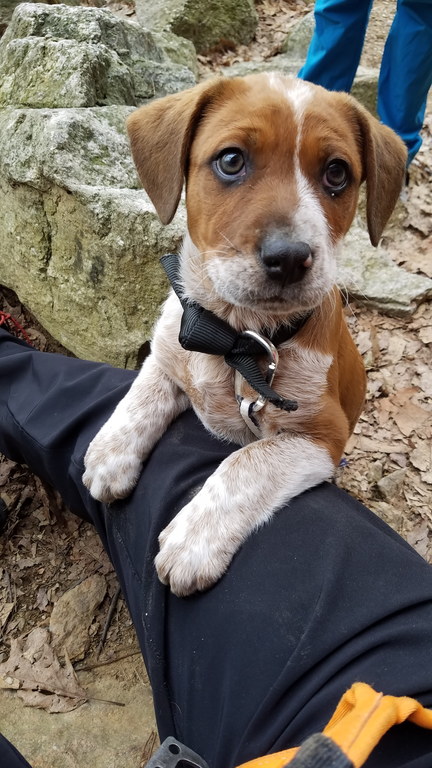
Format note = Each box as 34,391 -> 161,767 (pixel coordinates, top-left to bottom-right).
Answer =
1,326 -> 432,768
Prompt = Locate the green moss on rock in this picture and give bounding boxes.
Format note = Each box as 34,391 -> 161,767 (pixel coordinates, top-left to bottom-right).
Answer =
0,4 -> 195,108
135,0 -> 258,54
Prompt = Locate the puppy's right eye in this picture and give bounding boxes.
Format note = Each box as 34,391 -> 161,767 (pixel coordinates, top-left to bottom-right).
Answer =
214,149 -> 246,180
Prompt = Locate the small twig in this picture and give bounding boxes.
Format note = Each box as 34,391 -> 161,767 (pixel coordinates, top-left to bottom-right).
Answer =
86,695 -> 125,707
5,679 -> 125,707
140,730 -> 159,767
4,570 -> 13,603
97,585 -> 122,659
0,572 -> 16,640
77,649 -> 141,672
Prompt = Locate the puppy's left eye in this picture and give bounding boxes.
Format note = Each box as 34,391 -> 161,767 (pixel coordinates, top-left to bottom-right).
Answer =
323,160 -> 349,193
214,149 -> 246,180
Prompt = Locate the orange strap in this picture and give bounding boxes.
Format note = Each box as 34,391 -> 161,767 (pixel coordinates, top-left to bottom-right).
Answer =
237,682 -> 432,768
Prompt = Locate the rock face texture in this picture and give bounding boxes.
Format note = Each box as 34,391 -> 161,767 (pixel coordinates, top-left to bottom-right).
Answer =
0,0 -> 80,33
0,3 -> 196,108
339,223 -> 432,316
0,4 -> 191,366
135,0 -> 258,53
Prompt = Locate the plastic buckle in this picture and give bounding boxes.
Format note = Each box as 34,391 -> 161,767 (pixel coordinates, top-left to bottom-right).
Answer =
144,738 -> 210,768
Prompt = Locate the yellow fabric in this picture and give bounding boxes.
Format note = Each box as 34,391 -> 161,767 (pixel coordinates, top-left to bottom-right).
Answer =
323,682 -> 432,767
237,682 -> 432,768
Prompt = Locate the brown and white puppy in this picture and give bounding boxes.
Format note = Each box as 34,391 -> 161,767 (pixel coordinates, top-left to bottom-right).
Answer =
83,73 -> 407,596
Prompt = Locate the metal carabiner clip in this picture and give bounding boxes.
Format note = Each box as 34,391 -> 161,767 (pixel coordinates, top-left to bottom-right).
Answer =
235,330 -> 279,437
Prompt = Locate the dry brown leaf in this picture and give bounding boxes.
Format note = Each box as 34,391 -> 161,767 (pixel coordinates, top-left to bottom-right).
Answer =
405,521 -> 431,560
392,402 -> 431,437
355,436 -> 410,454
391,387 -> 421,406
32,505 -> 51,527
410,241 -> 432,278
418,326 -> 432,344
355,330 -> 372,355
344,434 -> 358,454
410,443 -> 432,473
36,587 -> 50,612
374,398 -> 394,426
15,557 -> 43,570
0,602 -> 14,630
0,459 -> 17,487
0,627 -> 87,713
386,334 -> 406,363
389,453 -> 408,468
50,574 -> 107,661
416,364 -> 432,398
404,183 -> 432,236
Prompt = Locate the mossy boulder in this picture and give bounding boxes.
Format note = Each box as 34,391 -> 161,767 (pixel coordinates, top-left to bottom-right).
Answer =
0,4 -> 193,366
135,0 -> 258,54
280,10 -> 315,60
152,29 -> 199,78
0,0 -> 81,32
0,3 -> 195,108
0,106 -> 186,366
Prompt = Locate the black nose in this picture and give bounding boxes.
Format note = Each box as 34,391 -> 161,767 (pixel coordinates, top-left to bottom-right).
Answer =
260,234 -> 312,284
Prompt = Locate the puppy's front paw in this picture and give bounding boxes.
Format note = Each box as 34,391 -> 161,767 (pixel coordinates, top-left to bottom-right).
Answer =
155,497 -> 236,597
83,430 -> 143,503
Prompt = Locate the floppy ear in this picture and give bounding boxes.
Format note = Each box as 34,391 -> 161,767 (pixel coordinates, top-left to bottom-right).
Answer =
126,78 -> 228,225
352,101 -> 407,247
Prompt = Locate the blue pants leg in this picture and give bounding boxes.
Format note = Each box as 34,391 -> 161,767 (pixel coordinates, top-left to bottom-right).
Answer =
378,0 -> 432,163
299,0 -> 432,162
298,0 -> 374,91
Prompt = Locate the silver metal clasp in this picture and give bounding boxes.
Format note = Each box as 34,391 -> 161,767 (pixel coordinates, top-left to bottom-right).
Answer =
235,330 -> 279,438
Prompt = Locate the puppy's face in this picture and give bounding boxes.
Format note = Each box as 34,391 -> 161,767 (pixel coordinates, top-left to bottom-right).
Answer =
184,76 -> 363,315
127,73 -> 407,321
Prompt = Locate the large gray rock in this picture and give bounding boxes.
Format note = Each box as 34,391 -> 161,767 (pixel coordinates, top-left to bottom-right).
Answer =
152,29 -> 199,78
339,220 -> 432,315
0,105 -> 185,367
0,3 -> 195,108
280,10 -> 315,60
0,0 -> 81,32
0,106 -> 138,189
0,4 -> 191,367
135,0 -> 258,54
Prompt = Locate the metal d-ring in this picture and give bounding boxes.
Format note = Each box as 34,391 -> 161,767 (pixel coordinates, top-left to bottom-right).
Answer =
235,330 -> 279,437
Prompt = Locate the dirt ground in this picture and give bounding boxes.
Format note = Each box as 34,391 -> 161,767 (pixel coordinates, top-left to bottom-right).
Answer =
0,0 -> 431,763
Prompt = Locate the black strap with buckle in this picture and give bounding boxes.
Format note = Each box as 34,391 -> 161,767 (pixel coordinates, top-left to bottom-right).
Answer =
161,253 -> 312,413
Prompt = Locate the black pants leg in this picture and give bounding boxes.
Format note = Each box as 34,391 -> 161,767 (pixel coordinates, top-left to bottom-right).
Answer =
1,328 -> 432,768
